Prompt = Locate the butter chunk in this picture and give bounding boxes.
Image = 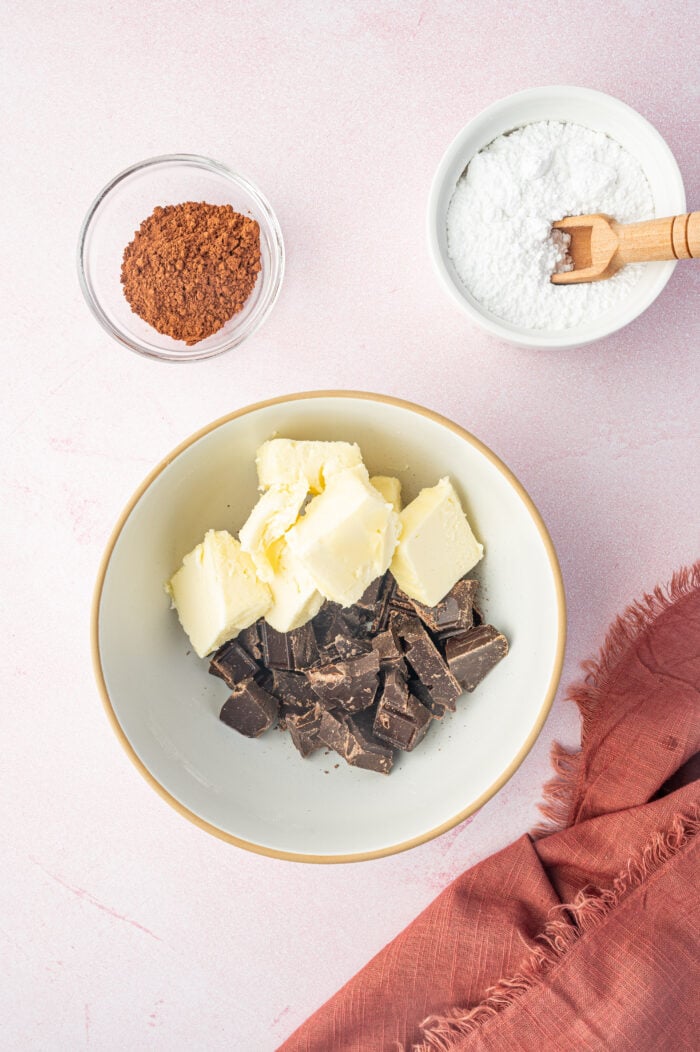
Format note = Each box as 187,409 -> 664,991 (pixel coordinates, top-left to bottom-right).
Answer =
256,439 -> 363,494
239,481 -> 308,582
264,540 -> 325,633
390,477 -> 483,607
167,530 -> 271,658
287,465 -> 401,607
370,475 -> 402,513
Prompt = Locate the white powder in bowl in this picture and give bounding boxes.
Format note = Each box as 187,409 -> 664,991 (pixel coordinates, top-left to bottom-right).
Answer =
446,121 -> 654,330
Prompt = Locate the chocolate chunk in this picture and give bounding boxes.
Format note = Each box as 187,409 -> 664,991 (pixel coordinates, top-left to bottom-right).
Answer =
372,576 -> 396,633
307,650 -> 380,713
291,623 -> 321,669
237,621 -> 263,662
388,581 -> 415,614
407,676 -> 449,720
317,708 -> 394,774
269,669 -> 318,712
347,573 -> 392,634
219,680 -> 278,738
373,669 -> 432,751
371,624 -> 406,671
286,705 -> 323,758
410,578 -> 479,635
209,639 -> 259,688
394,615 -> 462,712
333,634 -> 373,661
341,606 -> 375,637
445,625 -> 509,692
260,621 -> 319,670
312,604 -> 359,652
355,575 -> 385,612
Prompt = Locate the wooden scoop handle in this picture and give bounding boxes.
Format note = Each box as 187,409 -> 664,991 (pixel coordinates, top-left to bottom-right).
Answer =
615,212 -> 700,264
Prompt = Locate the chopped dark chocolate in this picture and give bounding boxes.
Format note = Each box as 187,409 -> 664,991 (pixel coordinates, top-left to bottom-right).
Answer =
286,705 -> 323,758
317,708 -> 394,774
269,669 -> 318,712
344,573 -> 393,634
355,575 -> 385,612
206,554 -> 507,773
373,576 -> 396,633
307,650 -> 380,713
407,676 -> 449,720
374,702 -> 431,751
445,625 -> 509,692
394,615 -> 462,712
333,634 -> 373,661
388,582 -> 415,614
371,623 -> 406,671
410,578 -> 479,635
373,668 -> 432,751
219,680 -> 278,738
312,604 -> 360,651
260,621 -> 319,670
290,623 -> 321,669
341,606 -> 375,637
237,621 -> 263,661
209,639 -> 259,688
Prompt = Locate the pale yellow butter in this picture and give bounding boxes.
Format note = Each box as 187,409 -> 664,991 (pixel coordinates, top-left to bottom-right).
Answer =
167,530 -> 271,658
287,465 -> 401,606
390,477 -> 483,607
256,439 -> 362,494
370,475 -> 402,512
263,540 -> 325,633
239,481 -> 308,582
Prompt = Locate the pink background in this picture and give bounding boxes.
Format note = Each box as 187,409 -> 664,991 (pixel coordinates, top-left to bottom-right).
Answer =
2,2 -> 698,1048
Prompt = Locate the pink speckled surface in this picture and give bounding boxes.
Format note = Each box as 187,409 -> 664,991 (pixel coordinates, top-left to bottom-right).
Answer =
2,2 -> 698,1048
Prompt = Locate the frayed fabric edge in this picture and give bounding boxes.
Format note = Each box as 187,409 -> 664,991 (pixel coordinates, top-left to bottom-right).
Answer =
531,560 -> 700,839
412,809 -> 699,1052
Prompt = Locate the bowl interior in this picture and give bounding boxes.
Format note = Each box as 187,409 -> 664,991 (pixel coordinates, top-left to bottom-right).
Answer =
80,157 -> 283,361
430,88 -> 686,347
96,395 -> 564,859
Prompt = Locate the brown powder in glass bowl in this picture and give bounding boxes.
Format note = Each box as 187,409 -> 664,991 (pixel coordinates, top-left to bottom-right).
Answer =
120,202 -> 261,345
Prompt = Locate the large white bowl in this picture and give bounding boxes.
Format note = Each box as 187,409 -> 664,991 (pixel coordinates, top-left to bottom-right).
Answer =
428,86 -> 686,349
92,392 -> 566,862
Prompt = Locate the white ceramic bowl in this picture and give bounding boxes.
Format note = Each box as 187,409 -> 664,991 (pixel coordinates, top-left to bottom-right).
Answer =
428,86 -> 686,349
92,392 -> 566,862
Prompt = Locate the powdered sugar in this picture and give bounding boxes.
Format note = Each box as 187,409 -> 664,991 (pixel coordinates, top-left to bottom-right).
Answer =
446,121 -> 654,330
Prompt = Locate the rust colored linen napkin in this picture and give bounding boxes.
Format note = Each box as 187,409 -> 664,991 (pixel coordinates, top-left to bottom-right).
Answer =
280,565 -> 700,1051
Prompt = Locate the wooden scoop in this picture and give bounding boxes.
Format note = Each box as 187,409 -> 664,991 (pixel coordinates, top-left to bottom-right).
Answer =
551,211 -> 699,284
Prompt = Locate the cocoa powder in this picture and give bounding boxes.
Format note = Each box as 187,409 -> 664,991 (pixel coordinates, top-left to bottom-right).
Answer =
120,202 -> 261,345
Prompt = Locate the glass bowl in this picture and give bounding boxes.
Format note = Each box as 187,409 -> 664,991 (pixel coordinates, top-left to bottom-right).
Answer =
77,154 -> 285,362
